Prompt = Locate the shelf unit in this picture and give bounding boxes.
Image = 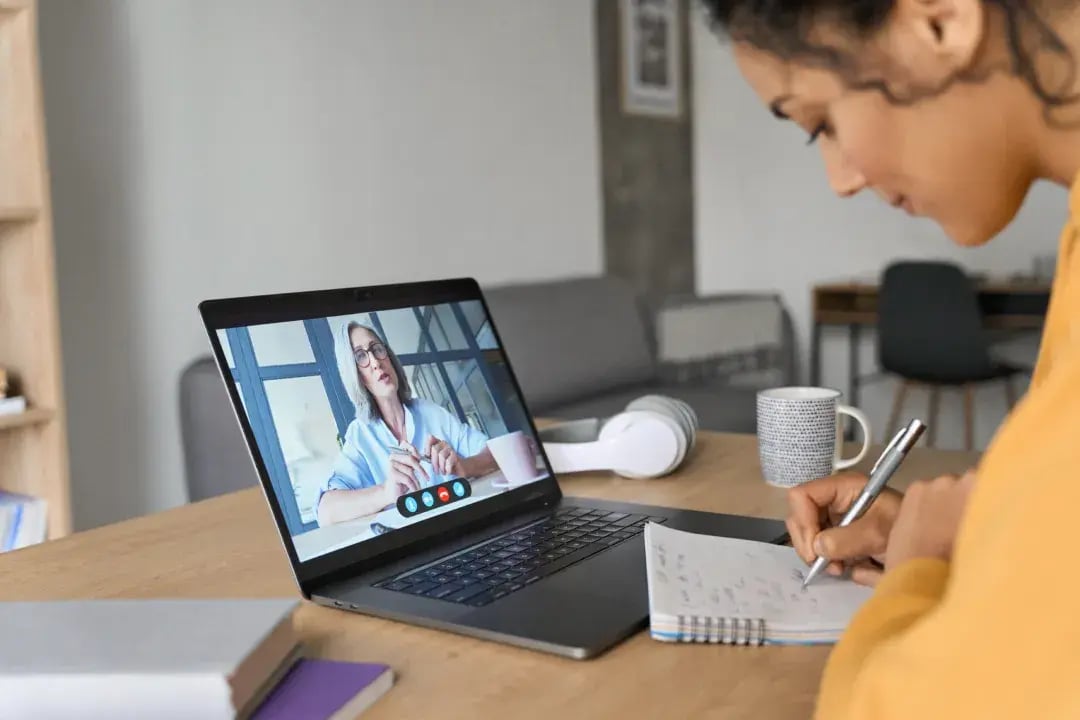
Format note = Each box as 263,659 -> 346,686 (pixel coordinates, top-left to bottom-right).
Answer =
0,0 -> 72,538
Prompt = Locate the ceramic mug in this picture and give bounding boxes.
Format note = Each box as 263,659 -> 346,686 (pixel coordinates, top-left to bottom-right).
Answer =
488,431 -> 540,488
756,387 -> 872,488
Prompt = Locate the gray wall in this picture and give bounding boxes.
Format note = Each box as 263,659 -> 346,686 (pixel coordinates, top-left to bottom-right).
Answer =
691,13 -> 1063,450
597,0 -> 695,300
39,0 -> 603,530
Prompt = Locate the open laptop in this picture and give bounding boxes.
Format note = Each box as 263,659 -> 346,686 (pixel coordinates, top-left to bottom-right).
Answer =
198,278 -> 786,659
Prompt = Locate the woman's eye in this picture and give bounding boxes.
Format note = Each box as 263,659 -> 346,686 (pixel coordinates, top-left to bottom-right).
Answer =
806,122 -> 830,145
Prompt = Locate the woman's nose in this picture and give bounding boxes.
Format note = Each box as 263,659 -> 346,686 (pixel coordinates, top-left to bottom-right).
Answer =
820,140 -> 867,198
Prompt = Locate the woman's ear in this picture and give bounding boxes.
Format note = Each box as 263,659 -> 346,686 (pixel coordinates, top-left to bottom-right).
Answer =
887,0 -> 985,85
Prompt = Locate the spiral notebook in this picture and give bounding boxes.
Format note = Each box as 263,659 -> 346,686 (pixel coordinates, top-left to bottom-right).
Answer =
644,523 -> 874,645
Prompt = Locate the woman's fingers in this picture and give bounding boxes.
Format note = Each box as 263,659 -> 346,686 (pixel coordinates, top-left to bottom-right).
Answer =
386,463 -> 412,494
384,467 -> 413,498
421,438 -> 455,475
787,483 -> 833,563
814,517 -> 889,563
849,561 -> 884,587
390,456 -> 425,490
423,434 -> 445,460
819,558 -> 882,587
438,445 -> 455,475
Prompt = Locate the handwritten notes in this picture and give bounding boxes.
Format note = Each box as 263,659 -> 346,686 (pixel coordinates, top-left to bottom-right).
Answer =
644,523 -> 873,637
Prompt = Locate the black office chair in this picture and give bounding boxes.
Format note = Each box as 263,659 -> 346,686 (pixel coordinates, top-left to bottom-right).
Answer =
878,261 -> 1027,450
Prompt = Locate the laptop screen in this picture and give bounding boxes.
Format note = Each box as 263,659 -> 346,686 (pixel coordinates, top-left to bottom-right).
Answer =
216,299 -> 552,562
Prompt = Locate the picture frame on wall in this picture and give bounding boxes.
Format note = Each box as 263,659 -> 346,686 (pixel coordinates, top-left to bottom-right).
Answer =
620,0 -> 682,118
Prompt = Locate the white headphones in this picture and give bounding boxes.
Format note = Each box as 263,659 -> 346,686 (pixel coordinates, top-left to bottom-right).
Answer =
538,395 -> 698,479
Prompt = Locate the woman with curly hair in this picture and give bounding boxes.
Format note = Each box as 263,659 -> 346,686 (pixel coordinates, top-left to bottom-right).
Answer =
701,1 -> 1080,716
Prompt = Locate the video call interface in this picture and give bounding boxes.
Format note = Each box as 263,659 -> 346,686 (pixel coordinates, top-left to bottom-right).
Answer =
217,300 -> 550,562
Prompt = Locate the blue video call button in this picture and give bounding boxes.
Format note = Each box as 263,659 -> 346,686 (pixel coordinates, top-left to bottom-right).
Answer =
421,491 -> 435,508
404,496 -> 418,514
452,481 -> 466,498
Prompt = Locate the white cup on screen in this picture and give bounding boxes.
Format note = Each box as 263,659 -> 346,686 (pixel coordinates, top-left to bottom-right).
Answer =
488,431 -> 539,488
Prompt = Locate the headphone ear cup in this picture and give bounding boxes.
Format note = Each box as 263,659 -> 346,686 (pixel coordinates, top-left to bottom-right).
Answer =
626,396 -> 695,455
599,410 -> 685,478
668,398 -> 698,450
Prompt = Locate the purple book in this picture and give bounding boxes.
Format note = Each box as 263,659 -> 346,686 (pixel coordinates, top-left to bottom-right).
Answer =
252,658 -> 395,720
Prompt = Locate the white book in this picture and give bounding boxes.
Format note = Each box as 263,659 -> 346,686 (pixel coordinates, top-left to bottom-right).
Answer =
644,522 -> 874,645
0,396 -> 27,415
0,492 -> 47,552
0,599 -> 301,719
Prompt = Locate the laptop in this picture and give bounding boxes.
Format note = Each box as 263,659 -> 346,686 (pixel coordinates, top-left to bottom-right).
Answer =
198,278 -> 786,659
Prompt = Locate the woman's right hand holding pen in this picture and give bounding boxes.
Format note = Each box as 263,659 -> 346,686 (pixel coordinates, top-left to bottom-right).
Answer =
786,470 -> 977,586
786,472 -> 902,587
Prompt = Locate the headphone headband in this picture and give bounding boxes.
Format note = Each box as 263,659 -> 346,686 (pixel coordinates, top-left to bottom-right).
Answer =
537,396 -> 696,479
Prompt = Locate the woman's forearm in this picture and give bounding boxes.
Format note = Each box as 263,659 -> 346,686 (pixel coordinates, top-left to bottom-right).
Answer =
316,486 -> 387,526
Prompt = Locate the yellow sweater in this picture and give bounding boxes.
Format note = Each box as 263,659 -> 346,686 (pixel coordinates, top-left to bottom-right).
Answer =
815,183 -> 1080,718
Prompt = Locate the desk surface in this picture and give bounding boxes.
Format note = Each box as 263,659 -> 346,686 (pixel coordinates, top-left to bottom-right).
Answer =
0,433 -> 978,720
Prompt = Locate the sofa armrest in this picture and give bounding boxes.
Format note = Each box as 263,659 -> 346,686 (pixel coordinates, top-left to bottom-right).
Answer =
651,293 -> 797,388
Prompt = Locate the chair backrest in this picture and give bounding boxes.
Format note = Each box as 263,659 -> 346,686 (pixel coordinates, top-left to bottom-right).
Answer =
877,261 -> 995,383
179,356 -> 258,502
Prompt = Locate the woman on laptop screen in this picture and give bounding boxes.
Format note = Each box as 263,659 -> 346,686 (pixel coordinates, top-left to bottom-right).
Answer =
315,322 -> 499,526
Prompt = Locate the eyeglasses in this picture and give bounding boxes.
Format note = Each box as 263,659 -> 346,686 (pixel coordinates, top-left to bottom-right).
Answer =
353,342 -> 389,368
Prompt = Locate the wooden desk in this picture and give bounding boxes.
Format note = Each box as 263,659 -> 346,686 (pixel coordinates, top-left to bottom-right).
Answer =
811,280 -> 1050,407
0,433 -> 978,719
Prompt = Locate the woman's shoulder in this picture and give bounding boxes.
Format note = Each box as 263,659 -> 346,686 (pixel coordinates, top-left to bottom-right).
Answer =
342,414 -> 376,438
409,396 -> 450,417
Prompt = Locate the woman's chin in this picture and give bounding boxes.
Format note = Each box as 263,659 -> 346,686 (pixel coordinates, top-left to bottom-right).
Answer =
941,216 -> 1004,248
939,192 -> 1027,248
369,386 -> 398,400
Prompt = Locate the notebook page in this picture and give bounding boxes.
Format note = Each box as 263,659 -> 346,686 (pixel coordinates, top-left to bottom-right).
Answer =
644,523 -> 874,631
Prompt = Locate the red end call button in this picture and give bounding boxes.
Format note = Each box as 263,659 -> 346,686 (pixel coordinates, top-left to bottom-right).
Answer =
437,486 -> 450,503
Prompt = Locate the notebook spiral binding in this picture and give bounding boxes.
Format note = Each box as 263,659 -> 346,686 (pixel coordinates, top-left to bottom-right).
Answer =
676,615 -> 766,646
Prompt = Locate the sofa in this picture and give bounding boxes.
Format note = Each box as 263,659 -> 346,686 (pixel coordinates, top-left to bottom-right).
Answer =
481,275 -> 796,430
179,275 -> 796,501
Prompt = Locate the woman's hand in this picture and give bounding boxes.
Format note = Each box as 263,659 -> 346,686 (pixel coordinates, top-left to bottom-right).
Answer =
424,435 -> 466,477
885,471 -> 975,571
381,451 -> 426,506
786,472 -> 903,586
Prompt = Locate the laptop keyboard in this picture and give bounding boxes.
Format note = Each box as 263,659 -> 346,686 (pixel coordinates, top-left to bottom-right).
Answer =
373,507 -> 667,607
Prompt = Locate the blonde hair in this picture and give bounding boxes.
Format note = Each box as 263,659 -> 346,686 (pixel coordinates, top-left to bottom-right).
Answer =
334,320 -> 412,422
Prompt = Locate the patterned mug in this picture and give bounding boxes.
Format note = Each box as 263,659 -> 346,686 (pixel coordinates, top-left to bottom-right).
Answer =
756,387 -> 872,488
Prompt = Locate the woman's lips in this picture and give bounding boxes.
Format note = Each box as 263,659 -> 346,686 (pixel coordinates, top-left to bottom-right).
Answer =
378,371 -> 391,383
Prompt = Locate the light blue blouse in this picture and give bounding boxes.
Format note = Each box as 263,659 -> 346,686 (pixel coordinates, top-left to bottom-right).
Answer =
315,398 -> 488,516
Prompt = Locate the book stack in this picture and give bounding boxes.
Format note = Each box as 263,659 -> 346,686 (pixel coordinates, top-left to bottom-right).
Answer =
0,492 -> 47,552
252,658 -> 394,719
0,599 -> 394,719
0,395 -> 26,416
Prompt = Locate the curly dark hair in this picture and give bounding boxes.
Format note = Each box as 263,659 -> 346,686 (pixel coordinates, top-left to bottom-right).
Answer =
699,0 -> 1078,111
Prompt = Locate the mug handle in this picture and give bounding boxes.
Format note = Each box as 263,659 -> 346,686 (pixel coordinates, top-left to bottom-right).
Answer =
834,405 -> 872,471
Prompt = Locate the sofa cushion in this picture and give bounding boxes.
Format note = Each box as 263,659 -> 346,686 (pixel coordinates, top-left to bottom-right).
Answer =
483,275 -> 656,411
540,381 -> 760,435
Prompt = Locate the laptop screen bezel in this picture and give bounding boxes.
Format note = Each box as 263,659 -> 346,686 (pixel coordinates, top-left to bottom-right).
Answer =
198,277 -> 563,591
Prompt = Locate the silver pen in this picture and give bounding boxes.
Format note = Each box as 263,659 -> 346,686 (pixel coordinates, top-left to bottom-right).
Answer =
801,418 -> 927,588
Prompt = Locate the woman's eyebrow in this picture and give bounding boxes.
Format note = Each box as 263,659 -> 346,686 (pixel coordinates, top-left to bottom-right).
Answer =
769,95 -> 793,120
